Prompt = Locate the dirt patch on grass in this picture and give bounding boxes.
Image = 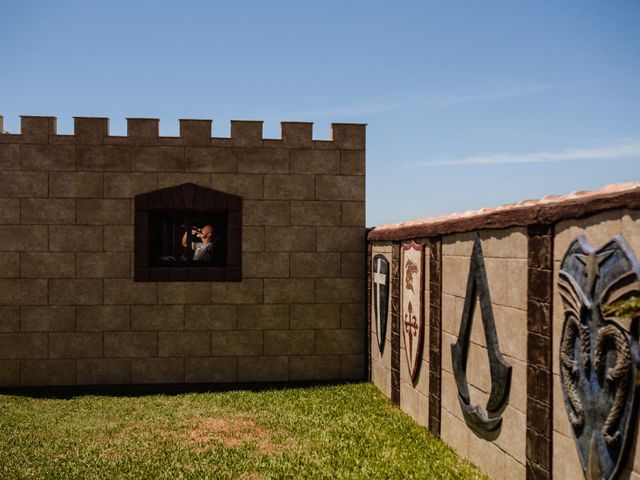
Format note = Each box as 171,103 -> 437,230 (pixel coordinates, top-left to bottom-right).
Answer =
185,417 -> 283,454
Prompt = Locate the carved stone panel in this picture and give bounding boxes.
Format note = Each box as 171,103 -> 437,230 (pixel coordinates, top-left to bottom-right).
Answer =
451,233 -> 512,436
401,241 -> 425,383
558,235 -> 640,480
372,253 -> 390,354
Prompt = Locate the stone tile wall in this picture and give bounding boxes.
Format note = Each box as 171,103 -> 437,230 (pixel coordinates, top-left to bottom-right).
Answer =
0,115 -> 366,387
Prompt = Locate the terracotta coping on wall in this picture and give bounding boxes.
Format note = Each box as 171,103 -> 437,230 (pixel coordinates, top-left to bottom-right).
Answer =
368,182 -> 640,241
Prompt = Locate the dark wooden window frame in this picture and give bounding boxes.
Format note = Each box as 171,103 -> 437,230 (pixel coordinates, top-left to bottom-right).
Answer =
134,183 -> 242,282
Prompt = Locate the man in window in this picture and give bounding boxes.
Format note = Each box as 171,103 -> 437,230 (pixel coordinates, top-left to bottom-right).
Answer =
182,224 -> 214,261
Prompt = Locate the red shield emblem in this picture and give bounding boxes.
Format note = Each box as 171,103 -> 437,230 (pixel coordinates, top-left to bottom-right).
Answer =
401,241 -> 425,382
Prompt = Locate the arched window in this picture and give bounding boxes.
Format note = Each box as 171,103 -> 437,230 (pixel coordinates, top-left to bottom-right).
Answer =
134,183 -> 242,282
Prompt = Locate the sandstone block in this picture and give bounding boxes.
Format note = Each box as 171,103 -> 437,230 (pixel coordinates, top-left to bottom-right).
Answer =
237,304 -> 288,330
290,201 -> 341,226
281,122 -> 313,147
74,117 -> 108,145
340,303 -> 366,329
341,201 -> 365,226
242,226 -> 264,252
341,252 -> 365,278
20,306 -> 76,332
0,172 -> 48,197
77,145 -> 130,171
0,144 -> 20,169
0,333 -> 47,358
0,252 -> 19,277
159,331 -> 210,357
264,279 -> 314,303
243,200 -> 289,225
264,174 -> 314,200
186,147 -> 237,172
290,355 -> 341,381
315,278 -> 365,304
340,150 -> 365,175
0,359 -> 20,386
331,124 -> 365,150
21,198 -> 75,224
185,357 -> 237,383
211,330 -> 263,356
179,119 -> 212,146
341,354 -> 365,380
131,305 -> 183,330
50,279 -> 103,305
290,304 -> 340,329
238,148 -> 288,174
49,172 -> 103,198
21,144 -> 75,171
127,118 -> 159,145
210,173 -> 263,199
158,173 -> 211,189
242,252 -> 289,278
104,173 -> 158,198
20,116 -> 56,144
290,252 -> 340,278
77,199 -> 130,225
77,358 -> 130,384
315,329 -> 365,354
158,282 -> 211,304
104,279 -> 157,304
264,330 -> 314,355
185,305 -> 237,330
0,198 -> 20,224
231,121 -> 263,147
317,227 -> 365,252
264,226 -> 315,252
21,359 -> 75,386
76,252 -> 130,278
290,149 -> 340,174
21,252 -> 75,278
131,146 -> 185,171
77,305 -> 130,331
211,279 -> 263,304
0,279 -> 48,305
49,225 -> 103,251
131,358 -> 184,383
316,175 -> 365,201
49,332 -> 103,358
104,226 -> 133,252
237,355 -> 288,382
0,306 -> 19,332
105,332 -> 157,357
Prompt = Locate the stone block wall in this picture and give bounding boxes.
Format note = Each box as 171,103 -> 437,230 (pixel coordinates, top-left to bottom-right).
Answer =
367,184 -> 640,480
0,114 -> 366,387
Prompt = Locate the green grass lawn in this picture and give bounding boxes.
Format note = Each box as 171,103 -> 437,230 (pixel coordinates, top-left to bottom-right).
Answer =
0,382 -> 484,479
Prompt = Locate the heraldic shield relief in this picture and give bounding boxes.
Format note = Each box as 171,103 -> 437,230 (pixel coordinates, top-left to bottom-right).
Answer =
372,254 -> 390,353
401,241 -> 425,382
558,235 -> 640,480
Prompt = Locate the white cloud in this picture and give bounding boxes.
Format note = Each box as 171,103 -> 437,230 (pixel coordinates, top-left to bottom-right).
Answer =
418,142 -> 640,167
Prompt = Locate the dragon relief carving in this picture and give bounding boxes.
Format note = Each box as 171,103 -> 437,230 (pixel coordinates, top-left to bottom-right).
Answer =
558,234 -> 640,480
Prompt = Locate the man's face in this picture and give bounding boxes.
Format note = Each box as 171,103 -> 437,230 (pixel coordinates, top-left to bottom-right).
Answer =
200,225 -> 213,244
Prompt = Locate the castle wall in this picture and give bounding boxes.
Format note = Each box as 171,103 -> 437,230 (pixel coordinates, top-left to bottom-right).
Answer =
367,185 -> 640,480
0,115 -> 366,386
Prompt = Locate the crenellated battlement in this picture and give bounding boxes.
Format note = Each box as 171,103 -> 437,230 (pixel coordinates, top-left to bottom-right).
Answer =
0,115 -> 366,149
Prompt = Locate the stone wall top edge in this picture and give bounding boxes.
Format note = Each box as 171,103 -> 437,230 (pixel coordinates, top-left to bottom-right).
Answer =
0,114 -> 366,149
368,183 -> 640,241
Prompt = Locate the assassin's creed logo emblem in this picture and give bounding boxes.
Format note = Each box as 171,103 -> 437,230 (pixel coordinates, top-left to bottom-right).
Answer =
451,234 -> 512,435
558,235 -> 640,480
372,254 -> 390,353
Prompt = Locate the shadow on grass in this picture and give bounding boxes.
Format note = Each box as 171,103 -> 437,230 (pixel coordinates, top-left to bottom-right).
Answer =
0,379 -> 365,400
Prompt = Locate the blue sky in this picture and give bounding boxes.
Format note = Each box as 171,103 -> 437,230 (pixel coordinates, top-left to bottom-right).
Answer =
1,0 -> 639,226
